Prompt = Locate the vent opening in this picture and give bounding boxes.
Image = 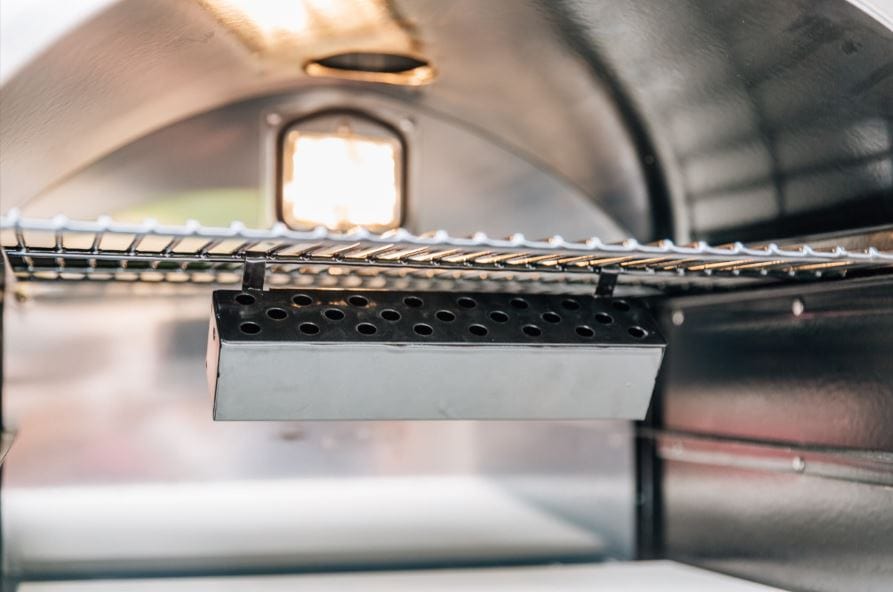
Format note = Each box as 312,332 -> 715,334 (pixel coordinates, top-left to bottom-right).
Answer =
305,52 -> 435,86
317,53 -> 426,74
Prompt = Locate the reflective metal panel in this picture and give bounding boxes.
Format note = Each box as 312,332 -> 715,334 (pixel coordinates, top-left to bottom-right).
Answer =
660,277 -> 893,450
663,460 -> 893,592
1,0 -> 651,237
1,284 -> 635,580
16,89 -> 628,242
657,275 -> 893,590
3,1 -> 892,245
557,0 -> 893,240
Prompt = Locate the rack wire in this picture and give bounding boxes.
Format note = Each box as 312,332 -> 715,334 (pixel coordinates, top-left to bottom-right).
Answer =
2,212 -> 891,292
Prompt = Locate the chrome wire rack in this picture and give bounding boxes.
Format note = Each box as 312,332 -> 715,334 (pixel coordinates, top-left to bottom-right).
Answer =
2,213 -> 891,292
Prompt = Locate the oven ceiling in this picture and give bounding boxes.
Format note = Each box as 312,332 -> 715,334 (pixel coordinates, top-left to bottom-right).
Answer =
1,0 -> 891,242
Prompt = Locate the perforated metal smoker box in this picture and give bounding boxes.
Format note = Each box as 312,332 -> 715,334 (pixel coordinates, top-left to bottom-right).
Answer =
207,289 -> 665,420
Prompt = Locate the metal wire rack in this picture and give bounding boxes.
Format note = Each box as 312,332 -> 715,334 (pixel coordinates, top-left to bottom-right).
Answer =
2,213 -> 891,293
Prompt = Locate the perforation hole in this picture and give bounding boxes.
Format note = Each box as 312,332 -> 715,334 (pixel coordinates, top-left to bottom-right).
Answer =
240,322 -> 261,334
235,293 -> 256,305
489,310 -> 509,323
292,294 -> 312,306
356,323 -> 377,335
404,296 -> 423,308
436,310 -> 456,322
324,309 -> 344,321
576,325 -> 594,338
267,308 -> 288,320
612,300 -> 631,312
299,322 -> 320,335
510,298 -> 528,309
561,299 -> 580,311
522,324 -> 542,337
348,295 -> 369,307
542,311 -> 561,323
381,309 -> 401,321
595,312 -> 614,325
413,323 -> 434,336
457,297 -> 477,309
628,326 -> 647,339
469,324 -> 488,337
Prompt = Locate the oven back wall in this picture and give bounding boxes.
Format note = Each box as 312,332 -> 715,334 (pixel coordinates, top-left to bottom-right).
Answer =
1,284 -> 635,581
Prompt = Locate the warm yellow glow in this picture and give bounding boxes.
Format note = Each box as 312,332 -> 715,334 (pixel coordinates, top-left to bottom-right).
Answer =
201,2 -> 419,54
281,131 -> 401,232
200,0 -> 435,85
304,59 -> 435,86
202,0 -> 341,52
211,0 -> 309,38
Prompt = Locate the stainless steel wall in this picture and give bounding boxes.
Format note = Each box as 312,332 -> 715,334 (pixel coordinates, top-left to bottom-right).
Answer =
563,0 -> 893,241
1,284 -> 635,581
14,89 -> 628,243
8,1 -> 890,246
656,278 -> 893,591
0,0 -> 652,239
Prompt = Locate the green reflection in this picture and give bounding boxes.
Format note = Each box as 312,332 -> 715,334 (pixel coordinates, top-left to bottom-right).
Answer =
112,188 -> 264,227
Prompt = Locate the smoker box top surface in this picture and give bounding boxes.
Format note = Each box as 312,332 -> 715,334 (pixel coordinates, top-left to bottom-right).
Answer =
212,289 -> 664,347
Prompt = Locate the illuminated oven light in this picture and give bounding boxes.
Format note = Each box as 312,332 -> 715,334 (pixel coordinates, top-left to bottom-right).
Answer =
279,115 -> 403,232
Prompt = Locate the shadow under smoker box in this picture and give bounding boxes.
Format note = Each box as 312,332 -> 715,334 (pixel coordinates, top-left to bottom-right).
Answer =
208,289 -> 665,420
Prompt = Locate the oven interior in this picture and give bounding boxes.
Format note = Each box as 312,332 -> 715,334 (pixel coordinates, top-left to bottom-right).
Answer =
1,1 -> 892,590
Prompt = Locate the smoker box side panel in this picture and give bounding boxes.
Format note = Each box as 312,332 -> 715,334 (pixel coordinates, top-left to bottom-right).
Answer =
206,310 -> 222,415
212,342 -> 662,420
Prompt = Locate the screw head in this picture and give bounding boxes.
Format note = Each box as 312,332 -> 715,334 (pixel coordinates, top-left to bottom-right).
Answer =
671,310 -> 685,326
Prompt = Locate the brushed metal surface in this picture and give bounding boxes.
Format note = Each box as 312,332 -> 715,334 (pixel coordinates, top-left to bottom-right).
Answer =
3,0 -> 893,585
14,89 -> 629,243
4,1 -> 891,242
3,1 -> 892,246
656,276 -> 893,590
1,0 -> 651,238
659,277 -> 893,450
559,0 -> 893,241
663,459 -> 893,592
1,284 -> 636,580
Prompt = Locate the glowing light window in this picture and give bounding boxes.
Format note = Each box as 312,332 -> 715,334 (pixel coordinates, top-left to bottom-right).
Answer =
279,115 -> 403,232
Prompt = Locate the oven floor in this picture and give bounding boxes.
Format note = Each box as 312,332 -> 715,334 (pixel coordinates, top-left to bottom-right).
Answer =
18,561 -> 782,591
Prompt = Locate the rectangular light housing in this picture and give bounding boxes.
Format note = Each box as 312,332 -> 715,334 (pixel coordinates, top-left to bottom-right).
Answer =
279,117 -> 403,232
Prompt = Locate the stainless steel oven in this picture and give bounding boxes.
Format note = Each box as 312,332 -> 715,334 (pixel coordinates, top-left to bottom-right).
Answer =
1,1 -> 891,590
